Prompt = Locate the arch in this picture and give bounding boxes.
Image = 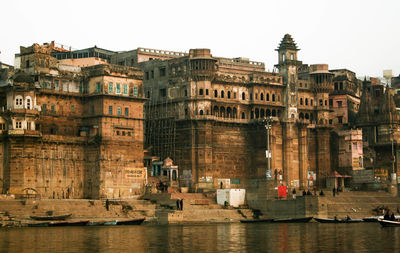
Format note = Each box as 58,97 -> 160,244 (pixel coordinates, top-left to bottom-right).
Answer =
299,112 -> 304,119
272,94 -> 275,102
242,92 -> 246,100
241,112 -> 245,119
319,99 -> 323,106
255,108 -> 259,118
199,109 -> 204,115
214,90 -> 218,98
221,90 -> 225,98
305,98 -> 308,106
278,95 -> 280,102
266,109 -> 271,117
310,99 -> 313,106
25,96 -> 32,109
227,107 -> 232,118
213,106 -> 219,117
260,93 -> 264,101
233,107 -> 237,118
15,95 -> 23,109
300,98 -> 303,105
319,119 -> 324,124
260,109 -> 265,118
266,93 -> 270,101
227,91 -> 231,99
305,113 -> 309,120
220,106 -> 225,118
272,109 -> 276,116
310,113 -> 314,122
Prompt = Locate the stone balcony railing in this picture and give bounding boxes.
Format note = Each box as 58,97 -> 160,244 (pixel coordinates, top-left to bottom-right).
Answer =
8,129 -> 41,136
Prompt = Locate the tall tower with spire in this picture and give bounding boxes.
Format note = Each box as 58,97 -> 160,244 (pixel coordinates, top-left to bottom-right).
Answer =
275,34 -> 302,121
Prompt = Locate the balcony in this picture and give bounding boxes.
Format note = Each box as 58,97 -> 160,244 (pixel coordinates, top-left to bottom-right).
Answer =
8,129 -> 41,137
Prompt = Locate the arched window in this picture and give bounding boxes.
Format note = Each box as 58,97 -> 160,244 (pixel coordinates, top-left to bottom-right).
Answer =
260,93 -> 264,101
213,106 -> 219,117
272,94 -> 275,102
305,98 -> 308,106
305,113 -> 309,119
299,113 -> 304,119
221,90 -> 224,98
266,93 -> 270,101
214,90 -> 218,98
184,89 -> 188,97
242,92 -> 246,100
300,98 -> 303,105
311,99 -> 313,106
220,106 -> 225,118
227,107 -> 232,118
241,112 -> 245,119
278,95 -> 280,102
199,110 -> 204,115
15,95 -> 23,109
233,108 -> 237,118
272,110 -> 276,116
255,108 -> 259,118
266,109 -> 271,116
227,91 -> 231,99
319,99 -> 323,106
260,109 -> 265,118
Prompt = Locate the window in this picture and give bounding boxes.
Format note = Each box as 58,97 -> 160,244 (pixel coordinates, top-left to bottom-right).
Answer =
290,54 -> 294,60
338,116 -> 343,124
272,94 -> 275,102
267,93 -> 270,101
151,70 -> 154,79
300,98 -> 303,105
233,92 -> 236,99
117,107 -> 121,115
133,86 -> 138,96
260,93 -> 264,101
15,121 -> 22,129
334,83 -> 338,90
214,90 -> 218,98
41,60 -> 45,68
319,99 -> 323,106
51,105 -> 55,114
42,104 -> 47,114
123,84 -> 128,95
108,83 -> 113,93
159,67 -> 166,77
116,131 -> 120,136
184,89 -> 188,97
337,101 -> 342,107
26,60 -> 30,68
311,99 -> 313,106
340,82 -> 343,90
26,98 -> 31,109
348,144 -> 351,151
242,92 -> 246,100
27,122 -> 31,130
228,91 -> 231,99
71,106 -> 75,111
199,89 -> 204,95
325,100 -> 327,106
15,96 -> 23,107
108,106 -> 113,115
91,105 -> 94,115
96,82 -> 101,93
116,83 -> 121,94
206,89 -> 209,95
160,88 -> 167,97
329,99 -> 333,106
125,107 -> 129,116
145,72 -> 149,80
55,80 -> 60,90
221,90 -> 224,98
305,98 -> 308,106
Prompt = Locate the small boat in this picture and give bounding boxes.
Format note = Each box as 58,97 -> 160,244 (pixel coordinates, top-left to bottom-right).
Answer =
116,218 -> 145,225
28,222 -> 49,227
87,221 -> 104,226
240,218 -> 274,223
49,220 -> 89,227
378,219 -> 400,227
272,217 -> 313,223
314,217 -> 363,223
30,214 -> 72,221
103,220 -> 118,226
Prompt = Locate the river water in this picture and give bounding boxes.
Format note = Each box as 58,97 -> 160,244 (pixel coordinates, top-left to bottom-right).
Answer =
0,222 -> 398,252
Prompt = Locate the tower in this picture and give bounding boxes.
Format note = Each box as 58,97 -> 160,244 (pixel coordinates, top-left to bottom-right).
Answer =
274,34 -> 302,121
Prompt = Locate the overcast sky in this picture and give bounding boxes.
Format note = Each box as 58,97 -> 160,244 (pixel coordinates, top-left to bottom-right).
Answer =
1,0 -> 399,77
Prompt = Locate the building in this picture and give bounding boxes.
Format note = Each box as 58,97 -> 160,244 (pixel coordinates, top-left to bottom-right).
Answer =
0,42 -> 146,199
134,34 -> 358,190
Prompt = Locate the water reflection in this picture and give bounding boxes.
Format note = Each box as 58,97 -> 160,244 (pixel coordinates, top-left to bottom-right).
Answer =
0,223 -> 399,252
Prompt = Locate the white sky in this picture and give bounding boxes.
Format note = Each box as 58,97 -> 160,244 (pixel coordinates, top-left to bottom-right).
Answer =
1,0 -> 399,77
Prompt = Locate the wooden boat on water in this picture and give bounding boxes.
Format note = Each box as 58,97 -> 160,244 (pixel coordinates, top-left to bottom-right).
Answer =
49,220 -> 89,227
28,222 -> 49,227
240,218 -> 274,223
88,220 -> 118,226
116,218 -> 145,225
30,214 -> 72,221
314,217 -> 363,223
378,219 -> 400,227
272,217 -> 313,223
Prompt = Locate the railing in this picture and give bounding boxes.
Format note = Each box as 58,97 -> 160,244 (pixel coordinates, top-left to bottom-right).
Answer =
138,47 -> 187,57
